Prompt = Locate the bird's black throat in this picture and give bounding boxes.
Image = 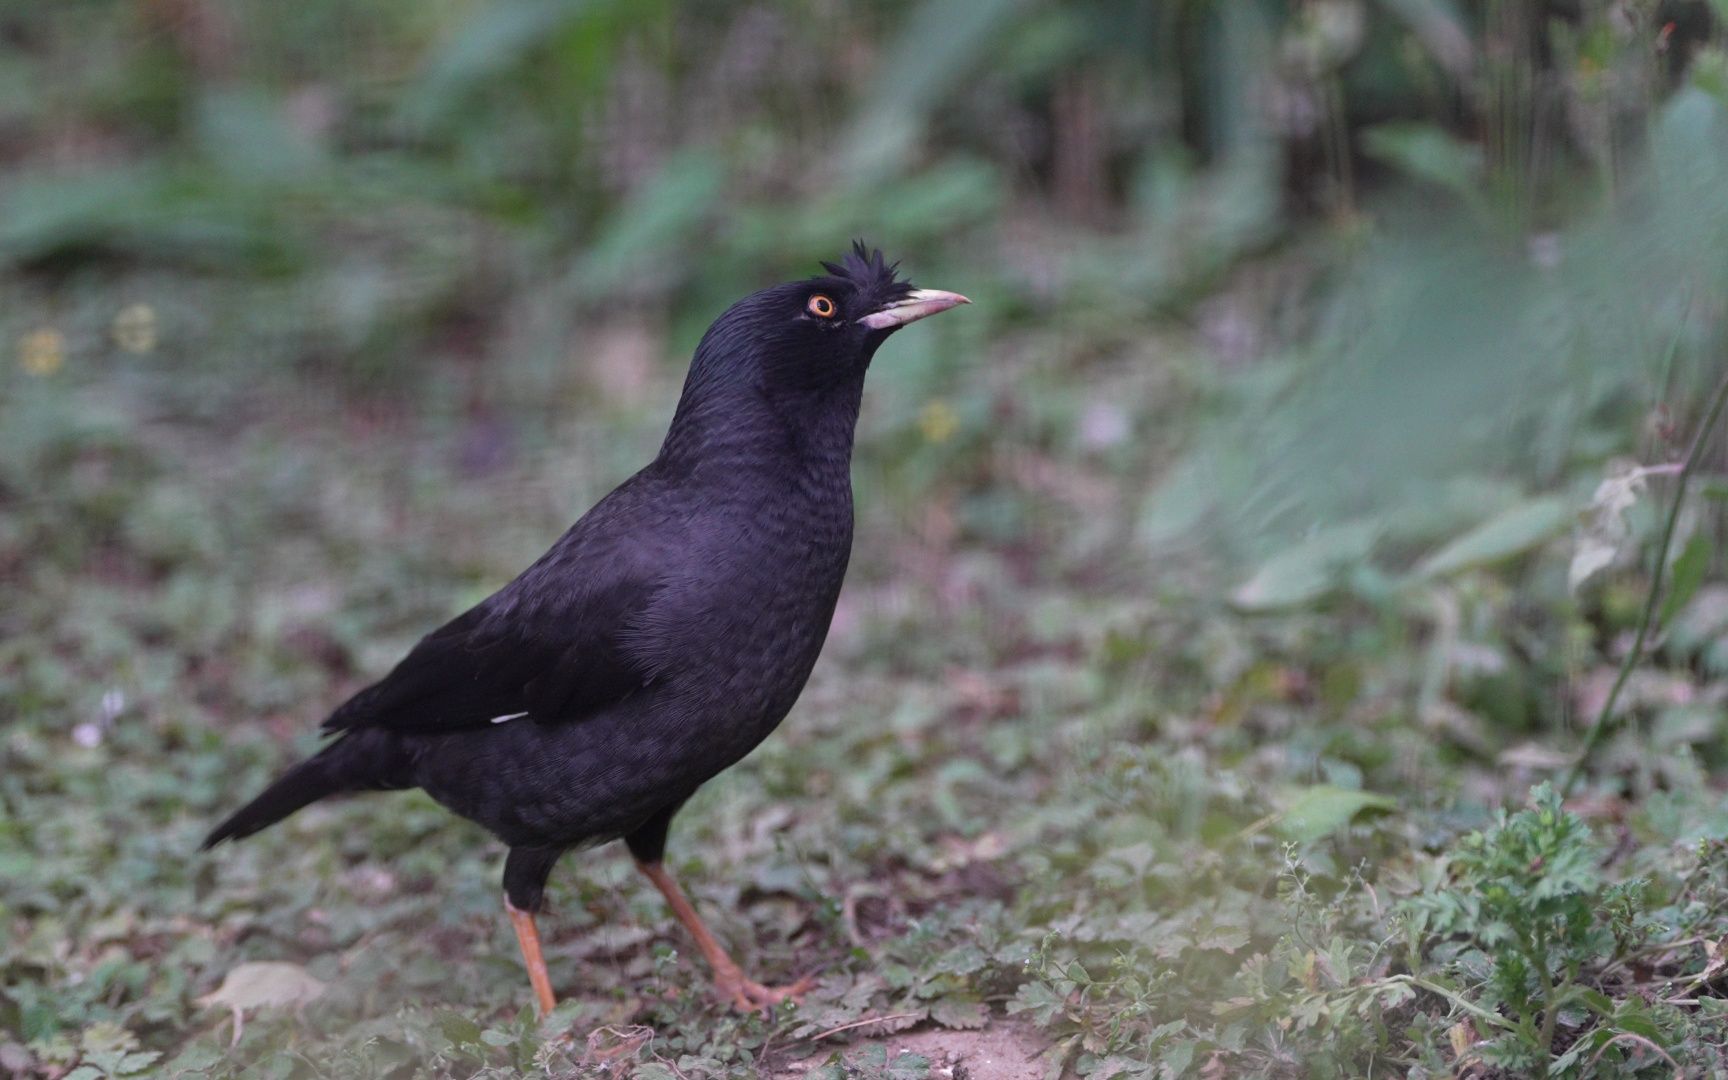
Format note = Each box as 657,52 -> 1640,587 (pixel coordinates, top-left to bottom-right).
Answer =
657,356 -> 867,487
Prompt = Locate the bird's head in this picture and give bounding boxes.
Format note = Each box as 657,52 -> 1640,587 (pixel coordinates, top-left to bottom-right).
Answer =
688,242 -> 969,400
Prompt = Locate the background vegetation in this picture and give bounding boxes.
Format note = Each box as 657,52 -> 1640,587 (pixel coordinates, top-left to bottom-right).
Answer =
6,0 -> 1728,1075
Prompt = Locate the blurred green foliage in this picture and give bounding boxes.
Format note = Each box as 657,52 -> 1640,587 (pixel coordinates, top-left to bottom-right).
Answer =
7,0 -> 1728,1076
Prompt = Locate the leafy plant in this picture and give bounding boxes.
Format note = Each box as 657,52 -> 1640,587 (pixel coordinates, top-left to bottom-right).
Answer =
1403,784 -> 1670,1075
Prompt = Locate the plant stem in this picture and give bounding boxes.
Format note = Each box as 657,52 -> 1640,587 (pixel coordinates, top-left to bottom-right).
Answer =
1515,925 -> 1558,1078
1383,975 -> 1518,1032
1562,365 -> 1728,797
1536,973 -> 1562,1076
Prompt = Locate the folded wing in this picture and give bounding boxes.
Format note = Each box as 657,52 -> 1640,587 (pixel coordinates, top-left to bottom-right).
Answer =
323,570 -> 660,734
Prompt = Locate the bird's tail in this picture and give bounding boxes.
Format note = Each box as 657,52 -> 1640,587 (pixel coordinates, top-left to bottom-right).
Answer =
202,730 -> 410,848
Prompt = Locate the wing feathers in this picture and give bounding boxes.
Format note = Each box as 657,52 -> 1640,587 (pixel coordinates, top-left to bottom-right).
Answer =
322,577 -> 659,734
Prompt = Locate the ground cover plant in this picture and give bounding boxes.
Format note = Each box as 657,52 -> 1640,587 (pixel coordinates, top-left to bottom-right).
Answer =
7,1 -> 1728,1076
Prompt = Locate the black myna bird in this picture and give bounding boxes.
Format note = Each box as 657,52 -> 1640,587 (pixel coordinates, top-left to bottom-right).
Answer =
204,244 -> 969,1014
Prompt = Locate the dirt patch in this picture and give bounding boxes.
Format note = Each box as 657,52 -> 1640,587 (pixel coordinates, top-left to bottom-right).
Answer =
776,1019 -> 1050,1079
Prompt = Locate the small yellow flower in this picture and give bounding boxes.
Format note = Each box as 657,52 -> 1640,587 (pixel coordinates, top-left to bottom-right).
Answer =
20,328 -> 65,376
113,303 -> 158,354
918,398 -> 959,444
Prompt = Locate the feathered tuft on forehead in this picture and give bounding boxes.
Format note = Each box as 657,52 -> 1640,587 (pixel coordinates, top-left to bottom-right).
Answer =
818,241 -> 914,305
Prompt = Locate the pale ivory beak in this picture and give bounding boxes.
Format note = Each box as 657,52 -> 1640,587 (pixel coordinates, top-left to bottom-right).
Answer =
859,289 -> 971,330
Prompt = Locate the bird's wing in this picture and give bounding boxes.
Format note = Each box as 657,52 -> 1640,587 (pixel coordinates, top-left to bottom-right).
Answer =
320,572 -> 658,734
321,478 -> 677,735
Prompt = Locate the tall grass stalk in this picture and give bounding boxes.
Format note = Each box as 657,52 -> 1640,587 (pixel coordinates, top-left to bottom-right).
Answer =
1562,364 -> 1728,796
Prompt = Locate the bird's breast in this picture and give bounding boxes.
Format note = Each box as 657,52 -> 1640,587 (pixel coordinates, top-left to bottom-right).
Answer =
648,475 -> 853,749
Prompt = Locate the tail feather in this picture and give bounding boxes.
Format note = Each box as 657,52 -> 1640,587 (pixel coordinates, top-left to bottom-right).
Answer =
203,731 -> 409,849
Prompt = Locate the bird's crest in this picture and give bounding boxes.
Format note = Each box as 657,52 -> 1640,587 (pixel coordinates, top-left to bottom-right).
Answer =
818,241 -> 913,305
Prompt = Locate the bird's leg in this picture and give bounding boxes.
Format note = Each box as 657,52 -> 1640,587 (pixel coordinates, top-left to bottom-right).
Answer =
634,861 -> 815,1012
506,897 -> 558,1016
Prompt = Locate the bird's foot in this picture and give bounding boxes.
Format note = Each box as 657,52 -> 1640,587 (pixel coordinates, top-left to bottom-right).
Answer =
715,969 -> 817,1013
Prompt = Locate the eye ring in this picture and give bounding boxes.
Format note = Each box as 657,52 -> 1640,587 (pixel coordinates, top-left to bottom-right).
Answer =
807,294 -> 837,319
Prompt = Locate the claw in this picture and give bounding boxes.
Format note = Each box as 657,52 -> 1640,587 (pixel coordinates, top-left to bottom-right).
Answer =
717,970 -> 818,1013
634,861 -> 822,1016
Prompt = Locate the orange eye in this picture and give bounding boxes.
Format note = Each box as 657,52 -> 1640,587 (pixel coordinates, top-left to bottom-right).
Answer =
807,294 -> 837,319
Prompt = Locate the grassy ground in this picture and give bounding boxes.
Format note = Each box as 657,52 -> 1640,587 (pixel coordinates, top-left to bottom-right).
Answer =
7,283 -> 1728,1077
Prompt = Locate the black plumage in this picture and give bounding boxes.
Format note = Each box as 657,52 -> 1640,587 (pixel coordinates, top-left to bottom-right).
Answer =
204,244 -> 969,1012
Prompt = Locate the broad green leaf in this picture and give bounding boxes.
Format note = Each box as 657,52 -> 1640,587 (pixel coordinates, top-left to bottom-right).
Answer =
1661,530 -> 1713,626
1005,980 -> 1067,1025
929,997 -> 988,1030
1277,786 -> 1398,842
840,0 -> 1029,181
404,0 -> 598,127
1360,123 -> 1483,204
573,150 -> 724,291
1610,1009 -> 1665,1041
1231,522 -> 1378,611
1573,988 -> 1617,1017
113,1052 -> 161,1077
0,164 -> 282,269
1160,1040 -> 1198,1076
1193,925 -> 1252,954
1414,496 -> 1571,579
436,1010 -> 483,1047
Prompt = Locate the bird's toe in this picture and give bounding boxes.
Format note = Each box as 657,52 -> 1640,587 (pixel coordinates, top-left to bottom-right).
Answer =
719,971 -> 817,1013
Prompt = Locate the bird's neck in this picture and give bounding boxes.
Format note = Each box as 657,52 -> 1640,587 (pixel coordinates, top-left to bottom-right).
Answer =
656,375 -> 865,492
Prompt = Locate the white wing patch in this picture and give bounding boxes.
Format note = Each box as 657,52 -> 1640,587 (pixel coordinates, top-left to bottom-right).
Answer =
489,711 -> 530,724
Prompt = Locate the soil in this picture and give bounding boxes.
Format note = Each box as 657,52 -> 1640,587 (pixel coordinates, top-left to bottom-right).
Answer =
775,1019 -> 1051,1079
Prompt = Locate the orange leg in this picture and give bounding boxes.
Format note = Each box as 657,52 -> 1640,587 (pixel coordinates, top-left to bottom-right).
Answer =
635,861 -> 815,1012
506,898 -> 558,1016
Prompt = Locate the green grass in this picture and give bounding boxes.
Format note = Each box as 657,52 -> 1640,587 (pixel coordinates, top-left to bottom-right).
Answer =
7,300 -> 1728,1076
